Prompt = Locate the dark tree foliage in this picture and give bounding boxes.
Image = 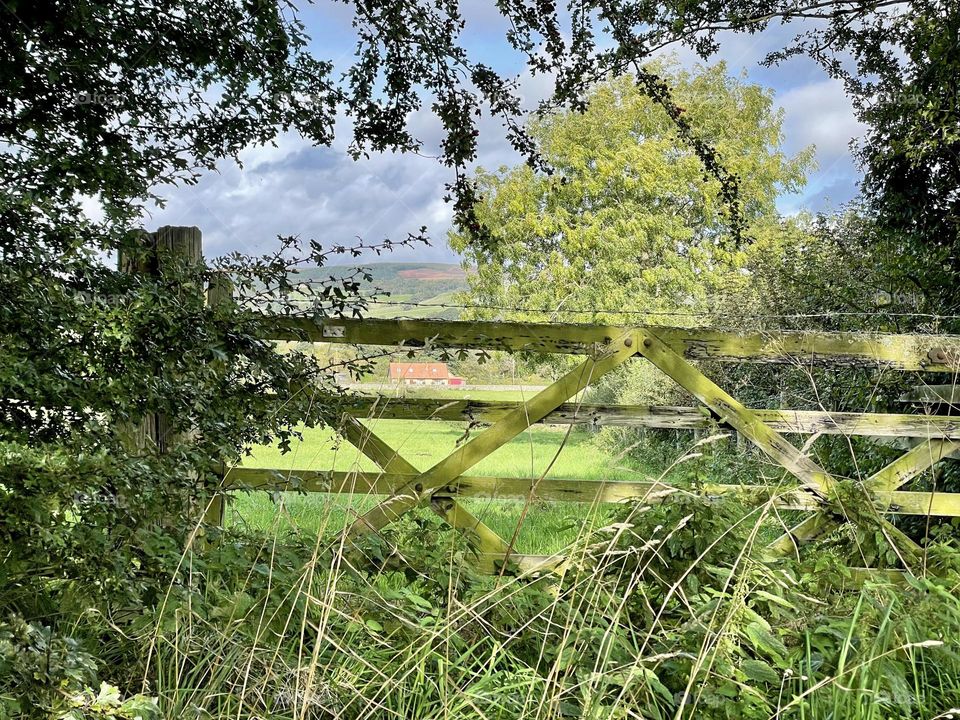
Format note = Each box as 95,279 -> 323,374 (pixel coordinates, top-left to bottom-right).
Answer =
3,1 -> 953,260
841,3 -> 960,310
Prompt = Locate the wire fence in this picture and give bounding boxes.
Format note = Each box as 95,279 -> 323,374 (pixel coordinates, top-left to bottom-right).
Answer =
359,298 -> 960,329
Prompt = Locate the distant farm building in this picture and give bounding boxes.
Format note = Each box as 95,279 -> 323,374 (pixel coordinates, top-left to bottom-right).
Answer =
389,362 -> 463,386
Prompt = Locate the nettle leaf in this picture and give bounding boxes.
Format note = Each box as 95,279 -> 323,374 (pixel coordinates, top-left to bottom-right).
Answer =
744,622 -> 788,668
740,658 -> 780,685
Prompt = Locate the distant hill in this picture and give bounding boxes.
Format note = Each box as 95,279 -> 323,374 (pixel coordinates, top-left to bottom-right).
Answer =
304,262 -> 468,319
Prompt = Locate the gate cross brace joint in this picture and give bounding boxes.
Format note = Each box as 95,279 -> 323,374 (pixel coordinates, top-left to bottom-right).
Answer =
337,330 -> 640,568
634,329 -> 949,570
333,325 -> 954,575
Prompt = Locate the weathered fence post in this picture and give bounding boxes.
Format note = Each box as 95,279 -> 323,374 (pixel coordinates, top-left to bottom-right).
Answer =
118,226 -> 205,548
118,226 -> 202,453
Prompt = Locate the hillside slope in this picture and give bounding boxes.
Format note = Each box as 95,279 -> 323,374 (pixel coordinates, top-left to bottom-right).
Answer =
305,262 -> 468,319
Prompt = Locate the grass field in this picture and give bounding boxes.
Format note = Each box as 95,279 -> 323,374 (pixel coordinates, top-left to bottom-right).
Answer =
228,389 -> 660,554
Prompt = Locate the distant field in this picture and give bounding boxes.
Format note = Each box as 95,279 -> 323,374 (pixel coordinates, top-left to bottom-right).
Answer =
307,262 -> 468,320
362,290 -> 463,319
227,388 -> 658,555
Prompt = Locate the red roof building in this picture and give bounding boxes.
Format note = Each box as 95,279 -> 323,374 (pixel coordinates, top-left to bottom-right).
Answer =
389,362 -> 450,385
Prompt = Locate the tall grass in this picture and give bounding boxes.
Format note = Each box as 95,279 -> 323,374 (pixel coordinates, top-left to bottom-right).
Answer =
141,427 -> 960,719
149,525 -> 960,718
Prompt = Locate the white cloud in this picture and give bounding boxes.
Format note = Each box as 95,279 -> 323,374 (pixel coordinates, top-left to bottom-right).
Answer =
774,78 -> 865,213
146,138 -> 464,261
778,78 -> 865,168
146,78 -> 536,263
77,193 -> 105,224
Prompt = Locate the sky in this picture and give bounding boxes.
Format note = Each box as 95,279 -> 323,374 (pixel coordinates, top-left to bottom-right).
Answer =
146,4 -> 866,264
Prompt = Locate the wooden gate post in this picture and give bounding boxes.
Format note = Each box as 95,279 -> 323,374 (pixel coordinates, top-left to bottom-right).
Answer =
118,226 -> 203,454
118,227 -> 204,548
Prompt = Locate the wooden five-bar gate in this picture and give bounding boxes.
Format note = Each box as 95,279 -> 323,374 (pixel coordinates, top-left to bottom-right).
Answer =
220,314 -> 960,578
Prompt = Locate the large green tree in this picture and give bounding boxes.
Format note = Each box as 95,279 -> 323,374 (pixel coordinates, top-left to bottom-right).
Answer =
556,1 -> 960,299
450,62 -> 812,322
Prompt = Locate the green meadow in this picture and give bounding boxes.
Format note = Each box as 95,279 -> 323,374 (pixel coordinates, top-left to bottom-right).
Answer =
227,389 -> 660,555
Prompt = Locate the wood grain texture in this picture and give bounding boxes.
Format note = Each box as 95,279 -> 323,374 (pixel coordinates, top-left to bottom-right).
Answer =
347,331 -> 640,534
223,468 -> 960,517
261,316 -> 960,371
637,331 -> 838,498
336,416 -> 511,554
342,397 -> 960,438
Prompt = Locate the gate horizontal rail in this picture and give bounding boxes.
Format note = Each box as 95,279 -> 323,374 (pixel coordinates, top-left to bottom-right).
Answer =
337,397 -> 960,438
124,229 -> 960,584
263,316 -> 960,371
225,468 -> 960,517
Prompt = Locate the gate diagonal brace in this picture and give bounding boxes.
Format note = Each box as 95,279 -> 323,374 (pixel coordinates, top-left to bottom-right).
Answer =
769,438 -> 960,558
635,331 -> 837,498
337,415 -> 511,559
633,330 -> 922,563
346,329 -> 641,549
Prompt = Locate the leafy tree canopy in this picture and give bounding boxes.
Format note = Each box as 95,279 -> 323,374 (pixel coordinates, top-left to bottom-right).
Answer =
450,62 -> 813,322
3,1 -> 953,267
